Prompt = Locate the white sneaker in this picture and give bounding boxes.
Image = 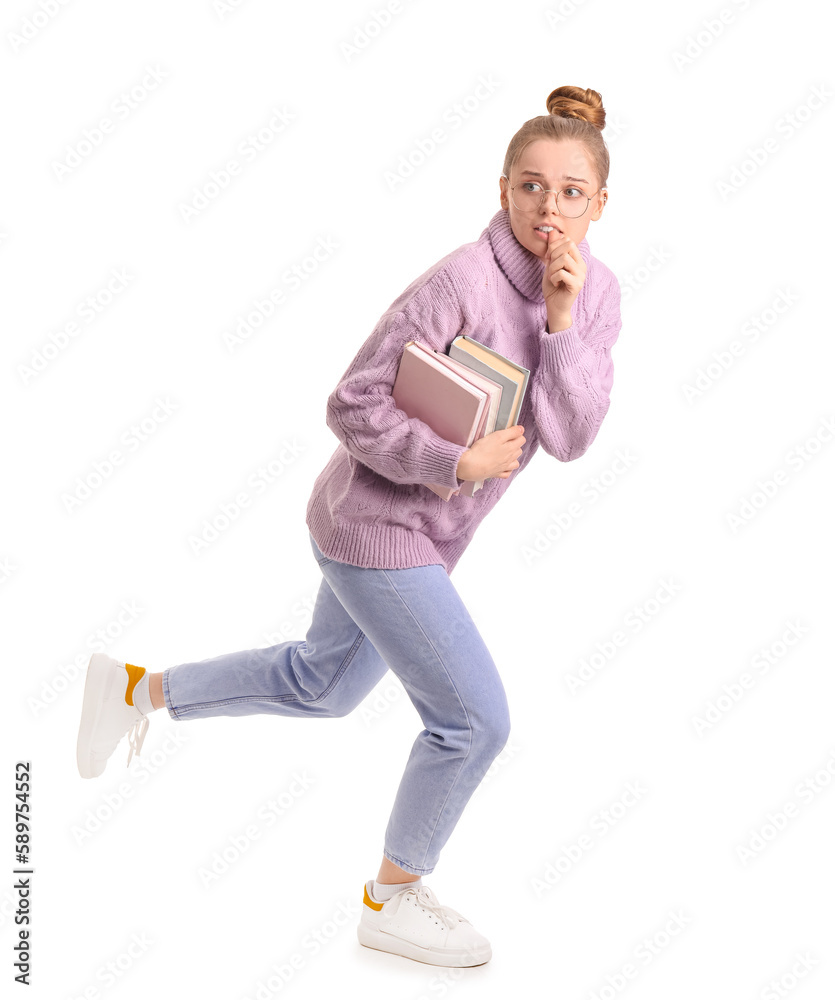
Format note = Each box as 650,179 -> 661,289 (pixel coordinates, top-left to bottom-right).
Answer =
77,654 -> 150,779
357,880 -> 492,967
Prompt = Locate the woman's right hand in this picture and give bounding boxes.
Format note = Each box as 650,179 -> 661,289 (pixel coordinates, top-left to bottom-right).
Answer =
456,425 -> 526,482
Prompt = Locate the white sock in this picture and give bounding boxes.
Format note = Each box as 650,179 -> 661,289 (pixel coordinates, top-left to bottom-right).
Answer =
130,668 -> 154,715
372,877 -> 422,902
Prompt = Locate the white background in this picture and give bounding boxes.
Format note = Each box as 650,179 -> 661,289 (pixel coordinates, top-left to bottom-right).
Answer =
3,0 -> 834,997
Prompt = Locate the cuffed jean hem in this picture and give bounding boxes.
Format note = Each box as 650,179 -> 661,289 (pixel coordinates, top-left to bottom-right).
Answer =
161,666 -> 179,721
382,848 -> 436,877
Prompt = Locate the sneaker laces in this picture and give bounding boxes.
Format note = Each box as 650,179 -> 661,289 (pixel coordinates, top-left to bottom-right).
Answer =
126,716 -> 149,766
405,885 -> 470,930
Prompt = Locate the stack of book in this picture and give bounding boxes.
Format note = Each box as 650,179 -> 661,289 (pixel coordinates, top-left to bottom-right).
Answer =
391,334 -> 530,500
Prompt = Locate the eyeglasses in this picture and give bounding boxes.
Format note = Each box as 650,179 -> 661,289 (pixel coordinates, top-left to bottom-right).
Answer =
501,174 -> 605,219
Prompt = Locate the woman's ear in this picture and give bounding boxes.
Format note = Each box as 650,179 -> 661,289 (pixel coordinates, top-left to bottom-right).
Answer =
592,188 -> 607,221
499,175 -> 509,210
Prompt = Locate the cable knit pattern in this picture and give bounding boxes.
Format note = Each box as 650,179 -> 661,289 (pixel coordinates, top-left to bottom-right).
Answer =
305,207 -> 622,575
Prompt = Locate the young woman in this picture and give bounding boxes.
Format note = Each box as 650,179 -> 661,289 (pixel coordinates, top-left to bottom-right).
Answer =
77,84 -> 622,969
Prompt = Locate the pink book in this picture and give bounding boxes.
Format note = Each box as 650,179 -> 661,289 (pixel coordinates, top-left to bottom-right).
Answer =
391,341 -> 488,500
410,341 -> 504,455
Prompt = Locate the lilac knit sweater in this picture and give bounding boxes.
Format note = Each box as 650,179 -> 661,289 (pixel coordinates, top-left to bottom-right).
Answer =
305,207 -> 622,575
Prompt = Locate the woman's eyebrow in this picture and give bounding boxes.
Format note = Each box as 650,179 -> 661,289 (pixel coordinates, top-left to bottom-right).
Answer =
519,170 -> 590,184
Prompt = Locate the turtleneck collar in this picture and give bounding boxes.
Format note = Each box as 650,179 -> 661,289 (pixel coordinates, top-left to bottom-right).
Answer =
486,207 -> 590,304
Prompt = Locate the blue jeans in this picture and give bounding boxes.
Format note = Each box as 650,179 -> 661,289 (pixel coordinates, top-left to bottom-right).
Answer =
162,532 -> 511,876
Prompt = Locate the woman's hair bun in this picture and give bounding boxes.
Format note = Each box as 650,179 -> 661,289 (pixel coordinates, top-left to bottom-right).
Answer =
545,86 -> 605,131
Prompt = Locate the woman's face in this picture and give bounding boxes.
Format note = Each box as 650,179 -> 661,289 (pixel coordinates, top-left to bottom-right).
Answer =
499,138 -> 607,259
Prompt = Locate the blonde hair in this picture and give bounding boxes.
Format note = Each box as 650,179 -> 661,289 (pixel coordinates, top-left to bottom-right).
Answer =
502,85 -> 610,192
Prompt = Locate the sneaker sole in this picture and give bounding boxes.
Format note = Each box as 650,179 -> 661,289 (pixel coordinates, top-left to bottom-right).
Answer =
76,653 -> 116,779
357,923 -> 491,967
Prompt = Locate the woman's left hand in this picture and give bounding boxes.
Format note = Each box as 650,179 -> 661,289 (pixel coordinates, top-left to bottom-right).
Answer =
541,230 -> 586,327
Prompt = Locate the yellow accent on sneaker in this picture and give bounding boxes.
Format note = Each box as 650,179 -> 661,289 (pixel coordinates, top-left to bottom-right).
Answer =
363,885 -> 384,911
124,663 -> 146,707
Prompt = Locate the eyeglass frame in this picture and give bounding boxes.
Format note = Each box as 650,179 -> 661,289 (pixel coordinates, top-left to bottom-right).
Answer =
500,173 -> 607,219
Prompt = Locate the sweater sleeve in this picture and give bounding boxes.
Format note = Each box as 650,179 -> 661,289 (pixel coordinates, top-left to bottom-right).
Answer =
529,271 -> 622,462
325,308 -> 468,489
